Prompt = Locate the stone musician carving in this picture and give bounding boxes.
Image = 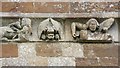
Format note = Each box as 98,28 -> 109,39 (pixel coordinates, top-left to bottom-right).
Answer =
71,18 -> 114,40
0,18 -> 32,41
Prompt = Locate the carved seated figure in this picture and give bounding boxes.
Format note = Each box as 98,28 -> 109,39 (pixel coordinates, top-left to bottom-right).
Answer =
1,18 -> 32,41
71,18 -> 114,41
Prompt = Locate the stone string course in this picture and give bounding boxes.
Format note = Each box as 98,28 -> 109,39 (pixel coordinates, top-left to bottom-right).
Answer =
0,2 -> 120,18
1,2 -> 119,13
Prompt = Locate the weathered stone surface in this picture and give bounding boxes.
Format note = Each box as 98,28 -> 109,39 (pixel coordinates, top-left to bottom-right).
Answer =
2,2 -> 18,12
1,43 -> 119,66
61,43 -> 84,57
2,2 -> 34,13
64,20 -> 73,40
2,57 -> 29,66
1,2 -> 119,13
34,2 -> 69,13
28,57 -> 48,66
83,44 -> 118,57
36,43 -> 84,57
70,2 -> 119,13
2,43 -> 48,66
48,57 -> 75,66
0,18 -> 32,41
36,43 -> 62,57
0,43 -> 18,58
19,2 -> 34,13
1,12 -> 119,18
99,57 -> 118,66
18,43 -> 36,58
76,58 -> 100,66
38,18 -> 63,40
76,57 -> 118,66
2,2 -> 69,13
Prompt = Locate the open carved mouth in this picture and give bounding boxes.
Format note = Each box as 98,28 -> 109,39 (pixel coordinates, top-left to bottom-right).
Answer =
47,34 -> 54,39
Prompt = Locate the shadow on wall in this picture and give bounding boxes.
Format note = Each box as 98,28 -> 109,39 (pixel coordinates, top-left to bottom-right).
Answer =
117,18 -> 120,42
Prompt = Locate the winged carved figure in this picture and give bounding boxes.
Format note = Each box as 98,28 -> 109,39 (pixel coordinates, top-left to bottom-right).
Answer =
71,18 -> 114,41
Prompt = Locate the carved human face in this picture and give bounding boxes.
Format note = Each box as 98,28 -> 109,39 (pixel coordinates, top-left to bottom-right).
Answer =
21,18 -> 31,27
89,21 -> 97,31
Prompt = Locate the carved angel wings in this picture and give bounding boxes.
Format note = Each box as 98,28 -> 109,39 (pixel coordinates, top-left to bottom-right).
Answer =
99,18 -> 114,32
71,18 -> 115,40
86,18 -> 114,32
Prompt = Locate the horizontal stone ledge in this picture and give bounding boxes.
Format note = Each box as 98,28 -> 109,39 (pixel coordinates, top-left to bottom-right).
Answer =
1,40 -> 119,44
1,2 -> 119,13
1,0 -> 120,2
0,12 -> 119,18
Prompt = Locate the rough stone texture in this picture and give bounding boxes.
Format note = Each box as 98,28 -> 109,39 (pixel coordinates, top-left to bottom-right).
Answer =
1,2 -> 119,13
0,2 -> 120,18
19,2 -> 35,13
83,44 -> 118,58
34,2 -> 69,13
76,58 -> 101,66
2,57 -> 29,66
1,2 -> 17,12
1,43 -> 119,66
36,43 -> 62,57
61,43 -> 84,57
48,57 -> 75,66
36,43 -> 84,57
1,2 -> 69,13
0,43 -> 18,58
70,2 -> 119,13
76,57 -> 118,66
76,44 -> 119,66
2,43 -> 48,66
99,57 -> 118,66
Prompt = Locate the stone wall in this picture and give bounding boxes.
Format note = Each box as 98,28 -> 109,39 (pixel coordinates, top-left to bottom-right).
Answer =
0,0 -> 120,68
1,43 -> 119,67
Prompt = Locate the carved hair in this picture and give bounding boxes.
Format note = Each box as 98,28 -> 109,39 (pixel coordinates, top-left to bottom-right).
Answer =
21,18 -> 31,26
21,18 -> 32,35
86,18 -> 99,30
86,18 -> 99,27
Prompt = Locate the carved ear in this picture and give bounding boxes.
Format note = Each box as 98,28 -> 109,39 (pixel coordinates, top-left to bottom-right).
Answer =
100,18 -> 114,31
